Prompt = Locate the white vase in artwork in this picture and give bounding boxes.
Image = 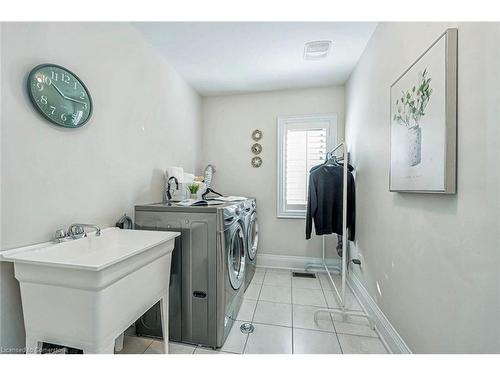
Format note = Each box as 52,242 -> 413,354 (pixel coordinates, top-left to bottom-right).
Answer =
190,193 -> 198,200
407,125 -> 422,166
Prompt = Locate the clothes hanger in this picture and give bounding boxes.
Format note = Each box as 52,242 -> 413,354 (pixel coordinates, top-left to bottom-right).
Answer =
202,187 -> 224,200
166,176 -> 179,201
324,151 -> 340,167
309,151 -> 338,173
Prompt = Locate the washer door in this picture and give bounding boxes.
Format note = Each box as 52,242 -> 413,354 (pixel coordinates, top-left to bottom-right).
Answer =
228,223 -> 246,290
248,213 -> 259,261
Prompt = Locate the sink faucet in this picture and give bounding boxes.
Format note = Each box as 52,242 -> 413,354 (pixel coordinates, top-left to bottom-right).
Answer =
68,224 -> 101,239
54,224 -> 102,242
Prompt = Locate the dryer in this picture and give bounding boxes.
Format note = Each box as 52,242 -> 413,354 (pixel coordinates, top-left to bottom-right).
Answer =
223,204 -> 246,327
134,201 -> 246,348
242,198 -> 258,290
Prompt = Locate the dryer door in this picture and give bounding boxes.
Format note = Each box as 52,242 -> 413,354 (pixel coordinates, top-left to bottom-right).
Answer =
228,223 -> 246,290
248,213 -> 259,261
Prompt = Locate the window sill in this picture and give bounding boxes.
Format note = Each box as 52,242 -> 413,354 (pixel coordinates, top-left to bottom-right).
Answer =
277,214 -> 306,219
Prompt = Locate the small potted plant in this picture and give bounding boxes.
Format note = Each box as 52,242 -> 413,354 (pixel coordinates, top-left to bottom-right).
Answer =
187,182 -> 200,200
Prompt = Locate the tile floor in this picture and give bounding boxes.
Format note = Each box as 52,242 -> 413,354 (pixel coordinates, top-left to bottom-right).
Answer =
118,268 -> 389,355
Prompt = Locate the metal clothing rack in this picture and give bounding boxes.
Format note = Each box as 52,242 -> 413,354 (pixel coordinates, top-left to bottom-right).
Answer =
305,142 -> 373,326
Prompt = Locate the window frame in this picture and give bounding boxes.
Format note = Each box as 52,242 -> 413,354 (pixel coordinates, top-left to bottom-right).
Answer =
276,113 -> 337,219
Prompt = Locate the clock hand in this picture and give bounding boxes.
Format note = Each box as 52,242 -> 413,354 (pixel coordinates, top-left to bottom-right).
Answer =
64,96 -> 86,105
51,83 -> 66,98
52,83 -> 86,105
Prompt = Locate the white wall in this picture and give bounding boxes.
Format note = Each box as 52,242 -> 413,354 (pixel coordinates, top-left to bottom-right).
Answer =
345,22 -> 500,353
0,22 -> 202,351
202,87 -> 345,259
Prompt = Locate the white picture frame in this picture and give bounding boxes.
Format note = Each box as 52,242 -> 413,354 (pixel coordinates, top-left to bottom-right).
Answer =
389,28 -> 457,194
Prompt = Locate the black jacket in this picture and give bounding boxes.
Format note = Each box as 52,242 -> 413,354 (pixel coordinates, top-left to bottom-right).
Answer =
305,165 -> 356,241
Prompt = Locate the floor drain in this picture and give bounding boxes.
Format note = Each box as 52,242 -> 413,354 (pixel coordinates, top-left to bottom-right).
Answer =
292,271 -> 316,278
240,323 -> 254,334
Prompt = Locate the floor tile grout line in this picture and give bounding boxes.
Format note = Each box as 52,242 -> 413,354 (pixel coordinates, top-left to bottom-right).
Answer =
292,327 -> 343,355
254,298 -> 328,311
336,333 -> 344,354
285,305 -> 376,336
319,273 -> 378,334
317,270 -> 344,354
293,324 -> 345,354
335,331 -> 386,340
293,326 -> 340,335
252,273 -> 373,330
290,302 -> 328,308
318,271 -> 338,332
318,272 -> 385,351
251,268 -> 293,354
293,282 -> 329,307
142,340 -> 154,354
261,284 -> 292,289
255,300 -> 292,307
133,270 -> 376,355
296,273 -> 336,331
169,341 -> 198,354
242,268 -> 266,354
255,299 -> 335,332
252,319 -> 336,333
167,271 -> 376,355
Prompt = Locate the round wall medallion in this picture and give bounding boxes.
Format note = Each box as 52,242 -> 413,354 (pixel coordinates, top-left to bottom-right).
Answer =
251,143 -> 262,155
251,156 -> 263,168
251,129 -> 263,141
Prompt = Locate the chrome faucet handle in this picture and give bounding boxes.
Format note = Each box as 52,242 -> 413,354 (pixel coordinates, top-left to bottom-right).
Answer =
54,229 -> 67,242
68,224 -> 86,239
67,223 -> 101,239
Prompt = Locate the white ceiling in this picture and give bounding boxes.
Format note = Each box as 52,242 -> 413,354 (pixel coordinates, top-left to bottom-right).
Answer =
134,22 -> 377,96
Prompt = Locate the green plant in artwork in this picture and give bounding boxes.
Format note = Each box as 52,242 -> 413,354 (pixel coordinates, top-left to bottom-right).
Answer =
394,68 -> 433,129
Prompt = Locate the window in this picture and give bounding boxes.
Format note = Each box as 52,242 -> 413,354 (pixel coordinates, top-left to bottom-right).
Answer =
277,114 -> 337,218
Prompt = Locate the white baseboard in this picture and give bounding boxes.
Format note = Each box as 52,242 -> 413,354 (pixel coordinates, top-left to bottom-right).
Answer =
347,272 -> 412,354
256,253 -> 340,271
256,252 -> 411,354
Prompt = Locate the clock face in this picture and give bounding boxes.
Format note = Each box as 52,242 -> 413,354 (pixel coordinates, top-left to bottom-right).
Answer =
27,64 -> 93,128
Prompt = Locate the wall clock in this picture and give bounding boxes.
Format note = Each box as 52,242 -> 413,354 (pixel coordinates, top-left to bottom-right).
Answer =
251,143 -> 262,155
27,64 -> 93,128
251,156 -> 262,168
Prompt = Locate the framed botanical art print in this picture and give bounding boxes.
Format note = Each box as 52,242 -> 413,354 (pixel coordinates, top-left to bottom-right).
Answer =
390,28 -> 457,193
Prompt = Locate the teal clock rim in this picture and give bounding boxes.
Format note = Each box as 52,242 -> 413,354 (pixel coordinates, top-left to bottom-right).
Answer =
27,63 -> 93,128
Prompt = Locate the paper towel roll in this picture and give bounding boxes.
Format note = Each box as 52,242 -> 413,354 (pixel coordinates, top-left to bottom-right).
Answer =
166,166 -> 184,181
182,173 -> 195,183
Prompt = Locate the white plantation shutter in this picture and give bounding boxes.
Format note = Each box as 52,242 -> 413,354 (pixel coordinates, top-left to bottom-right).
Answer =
285,128 -> 327,205
277,114 -> 337,218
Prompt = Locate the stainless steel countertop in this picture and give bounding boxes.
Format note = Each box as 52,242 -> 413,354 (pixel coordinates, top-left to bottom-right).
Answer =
135,201 -> 245,213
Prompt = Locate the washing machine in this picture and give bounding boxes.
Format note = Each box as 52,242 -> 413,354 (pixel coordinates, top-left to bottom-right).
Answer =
242,198 -> 258,290
223,204 -> 247,329
134,201 -> 246,348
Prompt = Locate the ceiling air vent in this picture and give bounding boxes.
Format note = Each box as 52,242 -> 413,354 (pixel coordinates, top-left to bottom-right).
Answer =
304,40 -> 332,60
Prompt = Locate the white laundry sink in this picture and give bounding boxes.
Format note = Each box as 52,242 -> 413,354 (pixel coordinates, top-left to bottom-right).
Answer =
1,227 -> 179,354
